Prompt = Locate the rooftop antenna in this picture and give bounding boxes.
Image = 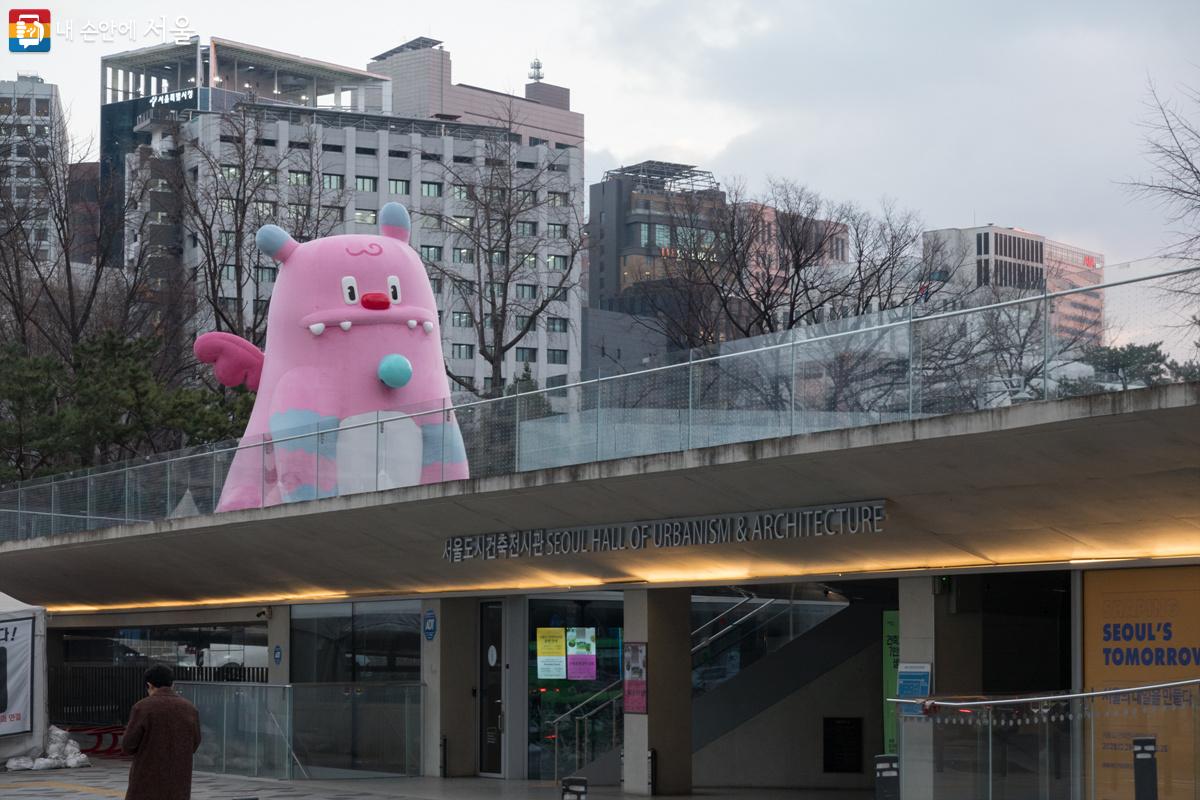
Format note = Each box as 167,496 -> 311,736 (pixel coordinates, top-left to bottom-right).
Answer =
529,57 -> 544,82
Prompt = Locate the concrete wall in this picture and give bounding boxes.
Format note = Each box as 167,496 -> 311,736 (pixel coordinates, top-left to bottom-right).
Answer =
693,640 -> 883,789
421,597 -> 477,777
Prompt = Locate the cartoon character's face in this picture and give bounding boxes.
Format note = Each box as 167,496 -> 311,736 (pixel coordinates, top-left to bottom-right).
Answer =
255,202 -> 440,344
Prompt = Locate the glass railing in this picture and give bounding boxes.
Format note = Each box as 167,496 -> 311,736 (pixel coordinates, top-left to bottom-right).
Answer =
175,681 -> 295,780
891,678 -> 1200,800
1,260 -> 1197,540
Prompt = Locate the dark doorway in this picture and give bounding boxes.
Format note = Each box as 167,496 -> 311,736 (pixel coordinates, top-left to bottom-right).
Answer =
479,601 -> 504,775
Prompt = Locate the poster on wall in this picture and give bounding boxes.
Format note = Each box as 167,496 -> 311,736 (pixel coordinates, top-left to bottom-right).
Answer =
896,662 -> 931,717
882,611 -> 900,753
623,641 -> 647,714
1084,566 -> 1200,800
536,627 -> 566,679
566,627 -> 597,680
0,618 -> 34,736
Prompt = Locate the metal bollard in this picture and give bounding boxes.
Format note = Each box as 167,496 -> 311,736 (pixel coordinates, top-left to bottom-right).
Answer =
1133,736 -> 1157,800
875,754 -> 900,800
562,776 -> 588,800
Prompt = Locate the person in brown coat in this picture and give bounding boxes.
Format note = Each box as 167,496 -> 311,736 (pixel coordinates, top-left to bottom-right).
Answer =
122,664 -> 202,800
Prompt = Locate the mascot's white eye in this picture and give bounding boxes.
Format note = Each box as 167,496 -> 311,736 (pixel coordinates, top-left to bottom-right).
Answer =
387,275 -> 401,304
341,276 -> 358,304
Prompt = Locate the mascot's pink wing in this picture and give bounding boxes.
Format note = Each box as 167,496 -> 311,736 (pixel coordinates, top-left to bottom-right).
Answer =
194,332 -> 265,391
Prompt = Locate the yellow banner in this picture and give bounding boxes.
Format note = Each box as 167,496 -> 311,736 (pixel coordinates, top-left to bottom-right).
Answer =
1084,566 -> 1200,800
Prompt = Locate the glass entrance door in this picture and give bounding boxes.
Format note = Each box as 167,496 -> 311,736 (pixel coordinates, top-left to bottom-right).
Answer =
479,601 -> 504,775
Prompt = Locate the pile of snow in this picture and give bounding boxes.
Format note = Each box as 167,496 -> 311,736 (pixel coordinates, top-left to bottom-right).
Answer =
5,726 -> 89,771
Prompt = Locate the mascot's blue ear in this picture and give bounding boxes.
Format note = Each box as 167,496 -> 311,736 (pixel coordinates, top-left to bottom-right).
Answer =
256,224 -> 298,263
380,202 -> 411,243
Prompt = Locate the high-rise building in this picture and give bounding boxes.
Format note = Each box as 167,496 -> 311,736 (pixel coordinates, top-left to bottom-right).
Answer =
99,37 -> 583,391
0,74 -> 65,262
368,38 -> 583,150
922,224 -> 1104,345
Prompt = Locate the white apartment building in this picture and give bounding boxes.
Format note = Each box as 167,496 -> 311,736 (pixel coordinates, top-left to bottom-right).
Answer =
102,38 -> 584,393
0,74 -> 65,261
923,224 -> 1105,345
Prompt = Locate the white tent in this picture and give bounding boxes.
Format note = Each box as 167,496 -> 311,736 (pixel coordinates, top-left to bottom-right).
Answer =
0,590 -> 46,761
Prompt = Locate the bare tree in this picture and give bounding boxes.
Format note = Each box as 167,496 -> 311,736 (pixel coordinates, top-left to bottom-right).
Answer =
420,104 -> 583,397
170,104 -> 348,347
0,99 -> 167,362
1128,80 -> 1200,266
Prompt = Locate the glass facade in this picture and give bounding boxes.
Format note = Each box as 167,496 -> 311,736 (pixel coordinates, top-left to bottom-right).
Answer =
60,623 -> 267,669
290,600 -> 421,684
527,594 -> 624,780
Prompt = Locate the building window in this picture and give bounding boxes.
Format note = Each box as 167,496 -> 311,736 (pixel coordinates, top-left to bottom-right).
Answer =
546,316 -> 568,333
489,250 -> 508,267
629,223 -> 649,247
548,286 -> 568,301
548,223 -> 568,239
388,149 -> 410,159
546,374 -> 568,388
35,99 -> 50,117
356,176 -> 378,192
516,284 -> 538,300
452,216 -> 474,230
420,245 -> 443,262
547,348 -> 568,365
548,254 -> 569,271
452,311 -> 473,328
323,173 -> 344,190
452,343 -> 475,360
548,191 -> 569,207
451,184 -> 469,200
515,347 -> 537,363
454,279 -> 476,295
322,205 -> 344,221
255,265 -> 278,283
429,276 -> 443,293
516,220 -> 538,236
354,209 -> 377,225
254,201 -> 276,218
453,247 -> 474,263
517,189 -> 537,206
221,165 -> 241,182
529,137 -> 547,147
422,181 -> 443,197
356,146 -> 377,156
421,152 -> 443,162
654,225 -> 671,247
288,170 -> 310,186
389,178 -> 410,195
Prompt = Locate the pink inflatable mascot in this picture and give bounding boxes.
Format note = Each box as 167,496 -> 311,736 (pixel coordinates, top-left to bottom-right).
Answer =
195,202 -> 468,510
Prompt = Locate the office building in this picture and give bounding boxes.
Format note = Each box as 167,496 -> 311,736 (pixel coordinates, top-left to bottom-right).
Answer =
99,37 -> 583,391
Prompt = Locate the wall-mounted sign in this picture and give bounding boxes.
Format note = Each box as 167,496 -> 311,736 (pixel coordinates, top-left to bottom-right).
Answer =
1085,566 -> 1200,800
882,611 -> 900,753
0,618 -> 34,736
567,627 -> 597,680
536,627 -> 566,679
147,88 -> 196,108
272,645 -> 282,666
896,662 -> 931,717
623,641 -> 647,714
423,609 -> 437,642
442,501 -> 887,563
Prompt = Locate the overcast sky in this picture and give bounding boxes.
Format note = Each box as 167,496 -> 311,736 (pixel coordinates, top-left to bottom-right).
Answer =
4,0 -> 1198,262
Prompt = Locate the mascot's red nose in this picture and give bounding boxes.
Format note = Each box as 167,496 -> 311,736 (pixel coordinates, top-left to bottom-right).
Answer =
361,292 -> 390,310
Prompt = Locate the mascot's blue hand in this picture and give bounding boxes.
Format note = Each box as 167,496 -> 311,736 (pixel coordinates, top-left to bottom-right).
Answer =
378,354 -> 413,388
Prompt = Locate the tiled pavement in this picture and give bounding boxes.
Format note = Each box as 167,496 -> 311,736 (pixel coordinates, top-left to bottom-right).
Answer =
0,758 -> 871,799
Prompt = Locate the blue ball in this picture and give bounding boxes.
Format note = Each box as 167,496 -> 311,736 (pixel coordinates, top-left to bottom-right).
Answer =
378,354 -> 413,388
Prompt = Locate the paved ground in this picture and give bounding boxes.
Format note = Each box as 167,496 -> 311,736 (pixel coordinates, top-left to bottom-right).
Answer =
0,758 -> 869,799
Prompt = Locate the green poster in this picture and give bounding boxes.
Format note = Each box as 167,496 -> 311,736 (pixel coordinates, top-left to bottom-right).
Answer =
882,610 -> 900,754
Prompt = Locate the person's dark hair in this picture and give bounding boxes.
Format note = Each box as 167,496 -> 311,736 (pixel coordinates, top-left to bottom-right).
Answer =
144,664 -> 175,688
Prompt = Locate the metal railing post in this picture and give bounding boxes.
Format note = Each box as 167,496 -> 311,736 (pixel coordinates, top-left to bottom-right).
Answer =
594,369 -> 602,462
907,304 -> 916,419
686,349 -> 694,451
514,393 -> 522,472
1042,287 -> 1053,400
987,706 -> 994,800
211,447 -> 218,513
375,411 -> 383,491
260,436 -> 267,508
789,340 -> 797,436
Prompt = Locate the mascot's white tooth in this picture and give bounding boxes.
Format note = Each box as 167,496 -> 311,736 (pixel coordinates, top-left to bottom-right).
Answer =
309,323 -> 325,335
340,321 -> 352,331
422,321 -> 434,333
407,319 -> 417,329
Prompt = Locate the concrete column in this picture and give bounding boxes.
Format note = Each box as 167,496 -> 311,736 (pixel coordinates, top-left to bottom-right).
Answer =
421,597 -> 477,777
502,596 -> 528,779
622,588 -> 691,795
266,604 -> 290,684
898,577 -> 935,799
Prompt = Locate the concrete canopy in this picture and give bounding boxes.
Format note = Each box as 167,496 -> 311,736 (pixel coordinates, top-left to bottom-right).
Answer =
3,384 -> 1197,611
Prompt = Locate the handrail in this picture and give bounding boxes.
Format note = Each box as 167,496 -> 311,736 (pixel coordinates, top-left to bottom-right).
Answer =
689,589 -> 755,639
5,262 -> 1197,494
548,678 -> 622,727
691,597 -> 777,654
886,677 -> 1200,708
